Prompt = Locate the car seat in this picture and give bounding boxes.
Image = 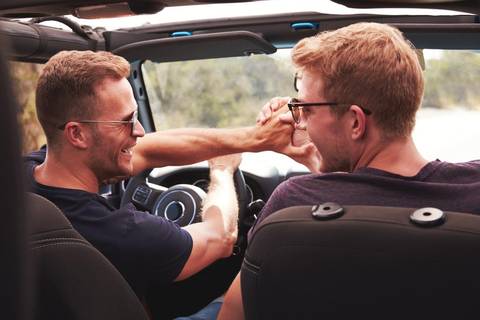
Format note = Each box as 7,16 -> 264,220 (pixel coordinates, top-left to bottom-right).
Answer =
242,204 -> 480,319
28,192 -> 150,320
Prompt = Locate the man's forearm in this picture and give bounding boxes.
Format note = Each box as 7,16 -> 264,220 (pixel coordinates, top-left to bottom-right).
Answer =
175,155 -> 240,281
132,106 -> 296,174
132,127 -> 261,174
202,168 -> 239,244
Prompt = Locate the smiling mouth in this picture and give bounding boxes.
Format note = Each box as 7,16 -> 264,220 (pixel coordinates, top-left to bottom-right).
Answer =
121,147 -> 134,155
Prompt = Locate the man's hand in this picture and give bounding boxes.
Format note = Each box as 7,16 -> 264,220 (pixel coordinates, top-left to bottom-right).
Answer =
252,103 -> 291,152
256,96 -> 291,125
256,97 -> 323,173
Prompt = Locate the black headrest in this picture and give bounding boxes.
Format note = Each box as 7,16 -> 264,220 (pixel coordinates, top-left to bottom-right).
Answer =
26,192 -> 150,320
27,192 -> 74,236
243,204 -> 480,320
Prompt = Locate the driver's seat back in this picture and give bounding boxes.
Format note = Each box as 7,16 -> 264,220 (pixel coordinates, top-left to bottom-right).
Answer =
28,192 -> 149,320
242,205 -> 480,320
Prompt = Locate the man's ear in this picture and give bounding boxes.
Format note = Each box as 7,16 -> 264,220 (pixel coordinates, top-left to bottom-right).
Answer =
349,105 -> 367,141
64,122 -> 90,149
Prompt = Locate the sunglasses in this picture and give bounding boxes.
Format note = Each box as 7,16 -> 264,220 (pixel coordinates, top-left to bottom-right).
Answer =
58,110 -> 139,135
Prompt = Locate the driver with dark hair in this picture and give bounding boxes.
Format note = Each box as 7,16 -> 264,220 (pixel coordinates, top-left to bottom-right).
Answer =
24,50 -> 311,319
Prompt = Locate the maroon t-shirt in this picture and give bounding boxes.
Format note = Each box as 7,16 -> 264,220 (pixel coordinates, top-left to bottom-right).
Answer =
250,160 -> 480,240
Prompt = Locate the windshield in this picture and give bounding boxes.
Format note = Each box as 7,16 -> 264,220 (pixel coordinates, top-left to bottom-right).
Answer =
143,52 -> 295,129
143,49 -> 480,164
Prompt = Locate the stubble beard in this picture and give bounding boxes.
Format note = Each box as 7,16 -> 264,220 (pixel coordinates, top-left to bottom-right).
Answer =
319,142 -> 351,173
88,129 -> 126,184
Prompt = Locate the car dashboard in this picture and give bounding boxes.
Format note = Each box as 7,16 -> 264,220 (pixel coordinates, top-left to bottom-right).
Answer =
147,151 -> 308,201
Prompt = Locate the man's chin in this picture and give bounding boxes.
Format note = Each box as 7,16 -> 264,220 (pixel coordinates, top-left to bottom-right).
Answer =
117,161 -> 134,177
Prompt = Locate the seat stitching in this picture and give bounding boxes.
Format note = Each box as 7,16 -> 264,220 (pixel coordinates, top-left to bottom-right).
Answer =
31,237 -> 90,246
29,227 -> 75,236
31,242 -> 93,250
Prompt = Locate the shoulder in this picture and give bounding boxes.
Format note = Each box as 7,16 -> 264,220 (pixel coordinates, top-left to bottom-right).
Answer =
74,201 -> 193,289
113,204 -> 193,282
113,203 -> 193,250
69,199 -> 193,259
23,147 -> 46,179
424,159 -> 480,182
24,146 -> 47,165
276,173 -> 319,190
440,159 -> 480,169
254,174 -> 319,222
266,172 -> 344,205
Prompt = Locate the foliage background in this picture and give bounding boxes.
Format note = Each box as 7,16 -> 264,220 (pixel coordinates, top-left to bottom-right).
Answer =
143,51 -> 480,131
10,62 -> 45,154
11,50 -> 480,153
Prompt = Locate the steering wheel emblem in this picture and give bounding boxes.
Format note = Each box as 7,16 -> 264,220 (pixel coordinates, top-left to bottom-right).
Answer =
164,201 -> 185,222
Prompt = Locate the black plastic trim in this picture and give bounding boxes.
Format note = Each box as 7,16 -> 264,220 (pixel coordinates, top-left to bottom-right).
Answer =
128,60 -> 155,133
112,30 -> 276,62
0,19 -> 103,62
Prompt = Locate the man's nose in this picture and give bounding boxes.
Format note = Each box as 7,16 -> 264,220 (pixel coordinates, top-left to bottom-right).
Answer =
133,120 -> 145,137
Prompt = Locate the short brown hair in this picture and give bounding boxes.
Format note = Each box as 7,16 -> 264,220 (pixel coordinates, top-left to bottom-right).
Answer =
292,22 -> 424,138
35,50 -> 130,149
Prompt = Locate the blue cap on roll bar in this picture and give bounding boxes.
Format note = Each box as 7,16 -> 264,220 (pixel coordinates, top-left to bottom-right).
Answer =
170,31 -> 193,37
290,22 -> 318,31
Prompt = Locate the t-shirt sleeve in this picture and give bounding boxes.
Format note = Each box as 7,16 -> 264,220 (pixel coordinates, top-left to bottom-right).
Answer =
23,147 -> 46,182
125,203 -> 193,285
88,202 -> 193,292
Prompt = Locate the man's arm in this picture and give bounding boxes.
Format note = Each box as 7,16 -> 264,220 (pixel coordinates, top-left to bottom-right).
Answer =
218,272 -> 244,320
174,154 -> 241,281
130,104 -> 309,175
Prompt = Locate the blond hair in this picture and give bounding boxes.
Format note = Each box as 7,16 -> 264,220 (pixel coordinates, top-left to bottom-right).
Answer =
36,50 -> 130,149
292,22 -> 424,138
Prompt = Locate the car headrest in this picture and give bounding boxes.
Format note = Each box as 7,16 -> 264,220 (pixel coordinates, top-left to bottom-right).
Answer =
242,204 -> 480,320
26,192 -> 83,243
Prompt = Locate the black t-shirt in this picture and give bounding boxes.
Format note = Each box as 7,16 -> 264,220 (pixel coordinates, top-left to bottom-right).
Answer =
24,148 -> 193,298
251,160 -> 480,240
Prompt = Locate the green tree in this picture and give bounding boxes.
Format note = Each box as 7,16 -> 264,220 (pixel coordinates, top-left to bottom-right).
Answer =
423,51 -> 480,109
143,54 -> 296,130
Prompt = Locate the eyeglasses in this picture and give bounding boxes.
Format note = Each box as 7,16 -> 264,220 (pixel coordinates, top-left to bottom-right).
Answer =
287,98 -> 372,124
58,110 -> 139,135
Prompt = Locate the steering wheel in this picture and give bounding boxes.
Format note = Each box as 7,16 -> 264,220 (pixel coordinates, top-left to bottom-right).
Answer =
121,168 -> 250,248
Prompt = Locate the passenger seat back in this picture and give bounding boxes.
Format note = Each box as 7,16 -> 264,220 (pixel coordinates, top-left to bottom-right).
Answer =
242,204 -> 480,320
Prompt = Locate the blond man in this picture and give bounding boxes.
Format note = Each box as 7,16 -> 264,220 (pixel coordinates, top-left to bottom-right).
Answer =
218,22 -> 480,319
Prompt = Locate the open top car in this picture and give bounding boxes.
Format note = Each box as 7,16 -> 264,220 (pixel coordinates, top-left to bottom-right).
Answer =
1,0 -> 480,319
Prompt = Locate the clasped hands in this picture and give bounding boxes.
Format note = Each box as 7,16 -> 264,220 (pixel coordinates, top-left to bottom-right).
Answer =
256,96 -> 322,173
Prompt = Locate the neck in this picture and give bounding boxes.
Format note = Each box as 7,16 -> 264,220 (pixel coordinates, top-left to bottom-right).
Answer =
354,135 -> 428,177
34,149 -> 100,193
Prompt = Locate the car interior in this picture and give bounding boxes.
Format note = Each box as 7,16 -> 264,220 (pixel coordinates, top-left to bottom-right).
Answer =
1,0 -> 480,319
